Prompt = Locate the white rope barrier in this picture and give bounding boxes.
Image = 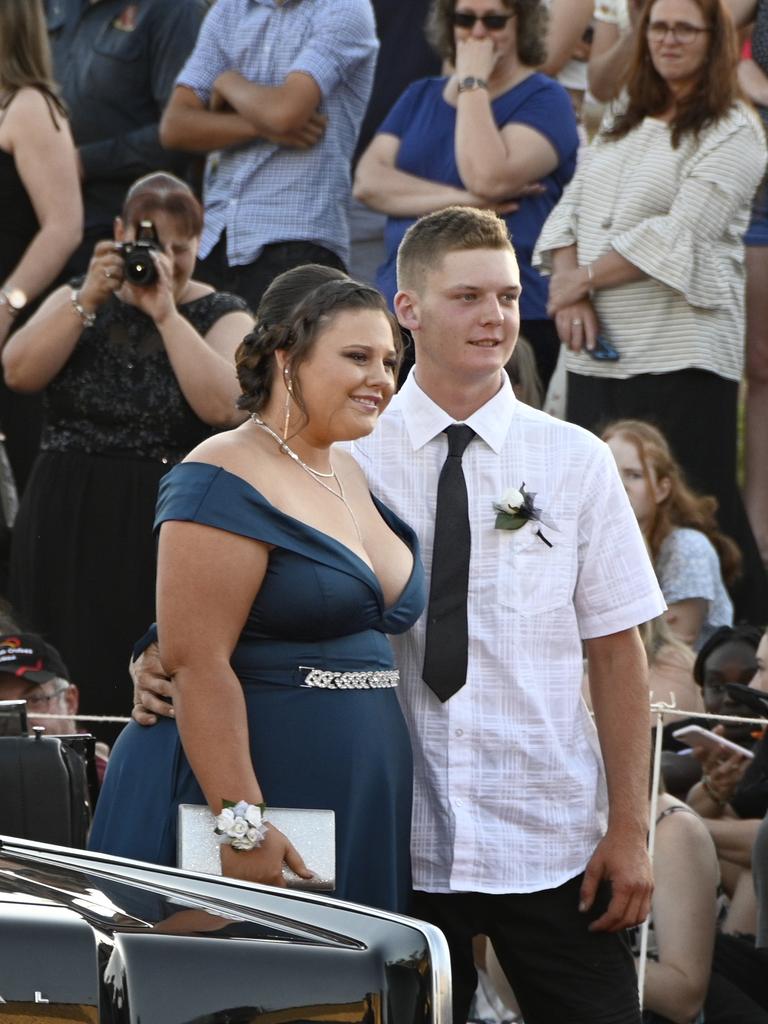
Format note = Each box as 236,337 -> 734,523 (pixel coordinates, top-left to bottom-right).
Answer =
29,712 -> 132,724
649,701 -> 768,727
26,702 -> 768,729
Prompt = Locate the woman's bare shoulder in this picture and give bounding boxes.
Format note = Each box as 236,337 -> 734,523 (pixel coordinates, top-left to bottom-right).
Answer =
2,87 -> 65,130
182,425 -> 280,490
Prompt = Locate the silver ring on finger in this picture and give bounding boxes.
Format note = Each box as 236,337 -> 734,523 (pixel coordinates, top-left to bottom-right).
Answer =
104,269 -> 113,279
571,318 -> 583,326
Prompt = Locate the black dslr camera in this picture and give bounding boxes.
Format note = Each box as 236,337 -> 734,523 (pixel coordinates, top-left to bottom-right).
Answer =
119,219 -> 161,286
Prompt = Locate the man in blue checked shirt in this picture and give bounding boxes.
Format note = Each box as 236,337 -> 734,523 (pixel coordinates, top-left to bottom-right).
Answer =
160,0 -> 378,311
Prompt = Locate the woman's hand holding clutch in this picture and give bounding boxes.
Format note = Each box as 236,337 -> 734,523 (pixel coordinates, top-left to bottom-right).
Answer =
220,826 -> 314,887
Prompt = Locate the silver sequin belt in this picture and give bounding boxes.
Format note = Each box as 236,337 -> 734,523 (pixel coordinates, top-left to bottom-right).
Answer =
299,666 -> 400,689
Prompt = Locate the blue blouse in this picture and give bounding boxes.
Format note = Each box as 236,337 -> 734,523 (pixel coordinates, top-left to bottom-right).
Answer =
376,73 -> 579,319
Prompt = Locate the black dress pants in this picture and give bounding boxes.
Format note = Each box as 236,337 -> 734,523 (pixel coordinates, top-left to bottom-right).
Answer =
195,234 -> 346,313
411,875 -> 641,1024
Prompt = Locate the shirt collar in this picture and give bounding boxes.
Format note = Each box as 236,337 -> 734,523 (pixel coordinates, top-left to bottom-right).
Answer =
394,371 -> 517,454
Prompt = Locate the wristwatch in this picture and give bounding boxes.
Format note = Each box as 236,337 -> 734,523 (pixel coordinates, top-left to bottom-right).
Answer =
457,76 -> 489,94
0,287 -> 28,317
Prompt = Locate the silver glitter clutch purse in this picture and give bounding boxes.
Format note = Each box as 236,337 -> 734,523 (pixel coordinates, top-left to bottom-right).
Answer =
177,804 -> 335,890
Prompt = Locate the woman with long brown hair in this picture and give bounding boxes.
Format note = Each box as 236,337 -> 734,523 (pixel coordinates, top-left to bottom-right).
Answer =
0,0 -> 82,492
603,419 -> 740,648
535,0 -> 768,625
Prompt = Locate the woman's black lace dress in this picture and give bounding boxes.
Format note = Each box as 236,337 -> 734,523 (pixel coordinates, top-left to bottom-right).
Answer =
9,289 -> 248,730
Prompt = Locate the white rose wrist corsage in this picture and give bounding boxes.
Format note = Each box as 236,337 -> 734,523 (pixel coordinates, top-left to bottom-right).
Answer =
214,800 -> 269,851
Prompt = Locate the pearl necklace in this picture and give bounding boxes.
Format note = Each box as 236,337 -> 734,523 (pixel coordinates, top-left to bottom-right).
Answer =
251,414 -> 363,542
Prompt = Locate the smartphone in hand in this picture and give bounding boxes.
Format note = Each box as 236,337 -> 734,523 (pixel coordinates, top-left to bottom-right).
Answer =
672,724 -> 754,759
589,334 -> 620,361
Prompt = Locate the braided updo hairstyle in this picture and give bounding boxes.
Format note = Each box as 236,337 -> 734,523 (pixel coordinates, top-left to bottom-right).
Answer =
236,267 -> 402,423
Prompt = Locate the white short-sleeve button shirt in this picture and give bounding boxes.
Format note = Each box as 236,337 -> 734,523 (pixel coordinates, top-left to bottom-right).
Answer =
353,373 -> 665,893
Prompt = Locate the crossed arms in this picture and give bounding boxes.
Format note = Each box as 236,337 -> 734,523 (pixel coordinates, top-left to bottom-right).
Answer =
160,72 -> 326,153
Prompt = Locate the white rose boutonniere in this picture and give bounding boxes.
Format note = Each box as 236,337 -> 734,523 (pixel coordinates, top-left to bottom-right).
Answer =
493,482 -> 559,547
497,487 -> 525,514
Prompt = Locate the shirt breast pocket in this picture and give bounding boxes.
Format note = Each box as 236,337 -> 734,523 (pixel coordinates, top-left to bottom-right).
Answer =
496,519 -> 577,616
93,23 -> 146,64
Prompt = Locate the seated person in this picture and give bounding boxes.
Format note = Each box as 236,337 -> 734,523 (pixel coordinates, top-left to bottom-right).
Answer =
0,630 -> 108,780
583,614 -> 702,714
603,421 -> 740,650
640,787 -> 768,1024
685,626 -> 768,936
641,615 -> 702,714
634,789 -> 717,1024
754,634 -> 768,952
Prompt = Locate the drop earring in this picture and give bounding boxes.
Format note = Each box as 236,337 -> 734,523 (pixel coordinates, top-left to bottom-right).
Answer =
282,368 -> 293,442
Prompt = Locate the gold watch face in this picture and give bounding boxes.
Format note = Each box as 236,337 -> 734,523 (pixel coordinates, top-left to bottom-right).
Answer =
4,287 -> 27,312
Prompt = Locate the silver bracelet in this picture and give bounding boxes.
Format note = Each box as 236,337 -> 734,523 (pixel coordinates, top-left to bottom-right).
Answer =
70,289 -> 96,329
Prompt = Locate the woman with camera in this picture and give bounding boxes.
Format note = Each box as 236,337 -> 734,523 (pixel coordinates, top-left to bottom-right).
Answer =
2,172 -> 253,733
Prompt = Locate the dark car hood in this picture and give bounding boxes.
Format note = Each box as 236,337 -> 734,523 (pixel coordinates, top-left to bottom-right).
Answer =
0,835 -> 451,1024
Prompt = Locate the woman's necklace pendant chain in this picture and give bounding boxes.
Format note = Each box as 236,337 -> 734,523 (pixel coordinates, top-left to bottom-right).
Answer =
251,414 -> 363,542
251,415 -> 335,477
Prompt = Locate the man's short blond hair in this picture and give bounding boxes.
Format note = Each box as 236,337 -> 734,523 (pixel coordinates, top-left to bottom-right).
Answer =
396,207 -> 515,292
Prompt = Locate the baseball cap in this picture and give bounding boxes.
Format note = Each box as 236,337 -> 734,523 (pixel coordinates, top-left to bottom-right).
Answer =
0,633 -> 70,684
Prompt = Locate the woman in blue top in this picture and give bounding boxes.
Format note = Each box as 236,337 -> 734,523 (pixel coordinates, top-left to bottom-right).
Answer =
353,0 -> 579,392
89,269 -> 426,913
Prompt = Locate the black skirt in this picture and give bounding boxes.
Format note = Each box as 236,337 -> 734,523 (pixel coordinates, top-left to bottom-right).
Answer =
9,449 -> 171,736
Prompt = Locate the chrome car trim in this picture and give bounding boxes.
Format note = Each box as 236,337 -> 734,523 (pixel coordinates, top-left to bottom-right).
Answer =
1,835 -> 453,1023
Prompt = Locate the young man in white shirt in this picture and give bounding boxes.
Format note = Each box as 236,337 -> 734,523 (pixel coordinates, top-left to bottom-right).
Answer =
131,205 -> 665,1023
352,206 -> 665,1023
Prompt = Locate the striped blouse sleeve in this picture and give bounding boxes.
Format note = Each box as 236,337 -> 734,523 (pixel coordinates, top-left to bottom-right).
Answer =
610,110 -> 767,309
532,149 -> 593,272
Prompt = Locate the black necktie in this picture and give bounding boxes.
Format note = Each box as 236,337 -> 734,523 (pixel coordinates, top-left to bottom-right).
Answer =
422,424 -> 475,702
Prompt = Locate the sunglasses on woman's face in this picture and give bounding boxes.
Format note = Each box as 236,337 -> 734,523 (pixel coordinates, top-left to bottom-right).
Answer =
452,11 -> 515,30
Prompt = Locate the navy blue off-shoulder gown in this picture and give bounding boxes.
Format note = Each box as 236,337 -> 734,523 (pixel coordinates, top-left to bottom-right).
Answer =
89,462 -> 426,913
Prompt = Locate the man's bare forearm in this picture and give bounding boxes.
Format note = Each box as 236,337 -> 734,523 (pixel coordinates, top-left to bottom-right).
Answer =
160,106 -> 258,152
587,628 -> 650,834
215,71 -> 320,136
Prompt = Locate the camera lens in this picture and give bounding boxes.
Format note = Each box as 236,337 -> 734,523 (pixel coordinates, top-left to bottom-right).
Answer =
122,245 -> 158,286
